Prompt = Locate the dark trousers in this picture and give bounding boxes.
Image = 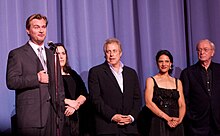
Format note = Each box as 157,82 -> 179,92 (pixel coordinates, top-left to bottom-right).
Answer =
16,106 -> 60,136
185,114 -> 220,136
97,128 -> 139,136
17,126 -> 49,136
98,134 -> 138,136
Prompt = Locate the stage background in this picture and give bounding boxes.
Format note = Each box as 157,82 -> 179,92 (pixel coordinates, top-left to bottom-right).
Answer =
1,0 -> 220,134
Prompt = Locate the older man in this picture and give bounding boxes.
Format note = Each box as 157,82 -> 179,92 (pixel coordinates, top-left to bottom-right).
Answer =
88,38 -> 142,136
180,39 -> 220,136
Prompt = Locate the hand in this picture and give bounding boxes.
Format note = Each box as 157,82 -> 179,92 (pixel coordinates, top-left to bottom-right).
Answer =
64,106 -> 76,116
112,114 -> 132,125
64,99 -> 80,110
167,117 -> 180,128
118,115 -> 132,125
38,70 -> 48,83
112,114 -> 123,123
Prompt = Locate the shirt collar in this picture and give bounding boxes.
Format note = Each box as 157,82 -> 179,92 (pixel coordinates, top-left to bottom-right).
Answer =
29,40 -> 45,51
198,61 -> 213,71
108,61 -> 124,74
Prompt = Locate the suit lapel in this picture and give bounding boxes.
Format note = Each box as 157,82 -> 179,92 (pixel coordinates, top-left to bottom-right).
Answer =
122,67 -> 128,94
45,48 -> 53,74
211,63 -> 218,95
103,63 -> 122,92
23,43 -> 44,71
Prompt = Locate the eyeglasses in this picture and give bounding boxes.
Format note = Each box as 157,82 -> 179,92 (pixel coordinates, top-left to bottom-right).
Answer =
197,48 -> 213,53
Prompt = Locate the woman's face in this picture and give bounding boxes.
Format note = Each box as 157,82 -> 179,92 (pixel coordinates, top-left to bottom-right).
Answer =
157,54 -> 172,73
56,46 -> 67,67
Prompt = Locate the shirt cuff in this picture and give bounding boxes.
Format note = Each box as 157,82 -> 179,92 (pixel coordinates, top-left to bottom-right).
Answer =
128,115 -> 134,122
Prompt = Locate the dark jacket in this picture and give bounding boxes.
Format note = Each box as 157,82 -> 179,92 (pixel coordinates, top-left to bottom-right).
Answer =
180,61 -> 220,131
88,62 -> 142,135
6,43 -> 65,134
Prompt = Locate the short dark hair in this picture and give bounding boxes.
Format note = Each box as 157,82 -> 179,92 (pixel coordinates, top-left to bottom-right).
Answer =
156,50 -> 174,74
26,14 -> 48,29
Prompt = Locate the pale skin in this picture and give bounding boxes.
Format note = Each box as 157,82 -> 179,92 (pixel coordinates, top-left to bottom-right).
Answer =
145,54 -> 186,128
56,46 -> 86,116
196,39 -> 215,70
26,18 -> 48,84
104,42 -> 132,125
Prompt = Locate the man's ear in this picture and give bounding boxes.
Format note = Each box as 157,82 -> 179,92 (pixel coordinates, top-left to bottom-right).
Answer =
211,50 -> 215,57
26,29 -> 30,35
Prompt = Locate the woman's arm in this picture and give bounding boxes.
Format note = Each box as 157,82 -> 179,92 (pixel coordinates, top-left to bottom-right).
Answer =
177,79 -> 186,123
145,77 -> 172,121
65,95 -> 86,110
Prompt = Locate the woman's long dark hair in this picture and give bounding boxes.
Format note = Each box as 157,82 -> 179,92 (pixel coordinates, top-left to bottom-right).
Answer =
55,43 -> 72,73
156,50 -> 174,74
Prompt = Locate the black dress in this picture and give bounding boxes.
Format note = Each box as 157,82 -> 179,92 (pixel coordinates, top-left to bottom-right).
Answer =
148,77 -> 184,136
62,69 -> 88,136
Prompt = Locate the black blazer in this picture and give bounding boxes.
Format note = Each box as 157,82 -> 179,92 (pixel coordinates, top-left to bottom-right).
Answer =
6,43 -> 65,129
88,62 -> 142,135
180,61 -> 220,130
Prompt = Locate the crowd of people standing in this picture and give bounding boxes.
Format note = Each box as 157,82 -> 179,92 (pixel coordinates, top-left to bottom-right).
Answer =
6,13 -> 220,136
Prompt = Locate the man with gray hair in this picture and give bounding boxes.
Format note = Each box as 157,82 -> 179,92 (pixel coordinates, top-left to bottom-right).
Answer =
180,39 -> 220,135
88,38 -> 142,136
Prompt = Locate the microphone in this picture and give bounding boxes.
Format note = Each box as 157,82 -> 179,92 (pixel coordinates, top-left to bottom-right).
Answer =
47,41 -> 54,47
47,41 -> 57,51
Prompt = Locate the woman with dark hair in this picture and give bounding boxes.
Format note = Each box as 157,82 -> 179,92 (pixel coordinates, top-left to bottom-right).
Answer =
56,43 -> 88,136
144,50 -> 185,136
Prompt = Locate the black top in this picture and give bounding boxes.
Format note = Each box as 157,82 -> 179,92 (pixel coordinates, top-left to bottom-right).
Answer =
152,77 -> 180,117
63,75 -> 77,99
63,69 -> 88,100
199,64 -> 212,96
62,69 -> 88,121
148,77 -> 184,136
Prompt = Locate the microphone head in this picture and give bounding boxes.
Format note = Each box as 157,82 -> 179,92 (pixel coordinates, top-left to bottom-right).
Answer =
47,41 -> 56,51
47,41 -> 53,45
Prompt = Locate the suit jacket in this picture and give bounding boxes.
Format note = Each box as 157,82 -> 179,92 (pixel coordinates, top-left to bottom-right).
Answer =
6,43 -> 65,130
180,61 -> 220,130
88,61 -> 142,135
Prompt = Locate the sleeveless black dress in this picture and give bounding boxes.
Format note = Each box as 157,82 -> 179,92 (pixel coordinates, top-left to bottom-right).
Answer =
148,77 -> 184,136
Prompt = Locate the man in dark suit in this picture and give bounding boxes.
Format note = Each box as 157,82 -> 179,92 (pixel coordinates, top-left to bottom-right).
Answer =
180,39 -> 220,136
88,38 -> 142,136
6,14 -> 65,136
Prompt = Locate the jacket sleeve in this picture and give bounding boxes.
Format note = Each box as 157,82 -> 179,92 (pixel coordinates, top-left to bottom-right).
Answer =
179,69 -> 190,115
129,70 -> 142,120
88,68 -> 116,121
6,49 -> 39,90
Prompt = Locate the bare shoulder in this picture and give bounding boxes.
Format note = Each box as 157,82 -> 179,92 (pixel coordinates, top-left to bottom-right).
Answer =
176,79 -> 183,85
146,77 -> 154,83
145,77 -> 155,88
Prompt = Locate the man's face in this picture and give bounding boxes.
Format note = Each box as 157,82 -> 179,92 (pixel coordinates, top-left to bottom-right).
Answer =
26,19 -> 47,45
105,43 -> 122,67
197,41 -> 214,63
